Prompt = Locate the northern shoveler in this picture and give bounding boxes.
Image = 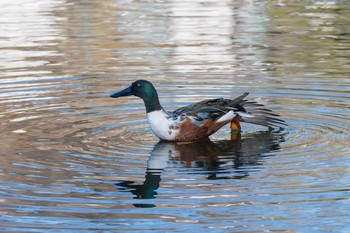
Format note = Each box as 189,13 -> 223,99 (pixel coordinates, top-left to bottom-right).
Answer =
110,80 -> 286,142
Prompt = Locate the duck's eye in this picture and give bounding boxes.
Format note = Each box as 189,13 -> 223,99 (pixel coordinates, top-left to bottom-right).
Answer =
137,83 -> 141,87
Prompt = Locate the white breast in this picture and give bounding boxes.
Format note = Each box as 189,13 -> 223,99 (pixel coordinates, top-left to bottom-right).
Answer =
147,110 -> 177,141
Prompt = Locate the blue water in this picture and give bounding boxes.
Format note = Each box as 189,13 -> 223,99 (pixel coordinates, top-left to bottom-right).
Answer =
0,0 -> 349,232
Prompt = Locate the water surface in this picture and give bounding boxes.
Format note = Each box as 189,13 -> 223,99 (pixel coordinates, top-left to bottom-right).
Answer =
0,0 -> 349,232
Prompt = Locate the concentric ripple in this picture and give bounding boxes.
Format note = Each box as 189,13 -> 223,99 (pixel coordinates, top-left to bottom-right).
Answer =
1,0 -> 350,232
1,73 -> 350,232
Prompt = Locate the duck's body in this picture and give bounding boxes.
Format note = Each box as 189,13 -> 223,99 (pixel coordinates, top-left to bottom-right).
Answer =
146,105 -> 232,142
146,97 -> 252,141
110,80 -> 285,142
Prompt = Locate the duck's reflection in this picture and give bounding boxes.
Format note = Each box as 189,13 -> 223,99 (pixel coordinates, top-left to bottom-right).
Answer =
116,129 -> 284,204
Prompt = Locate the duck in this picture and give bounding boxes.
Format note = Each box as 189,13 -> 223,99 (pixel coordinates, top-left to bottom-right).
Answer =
110,80 -> 286,142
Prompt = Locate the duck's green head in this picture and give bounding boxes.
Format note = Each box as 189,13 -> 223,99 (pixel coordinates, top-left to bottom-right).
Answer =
110,80 -> 161,112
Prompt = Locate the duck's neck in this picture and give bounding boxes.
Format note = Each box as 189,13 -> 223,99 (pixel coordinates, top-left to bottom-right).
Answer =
143,94 -> 163,113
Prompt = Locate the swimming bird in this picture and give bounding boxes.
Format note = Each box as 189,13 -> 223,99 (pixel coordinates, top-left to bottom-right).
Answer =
110,80 -> 286,142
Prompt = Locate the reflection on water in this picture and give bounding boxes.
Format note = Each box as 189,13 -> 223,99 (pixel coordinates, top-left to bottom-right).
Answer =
1,0 -> 350,232
117,130 -> 284,206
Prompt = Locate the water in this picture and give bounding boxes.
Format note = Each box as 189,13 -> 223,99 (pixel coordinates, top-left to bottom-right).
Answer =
0,0 -> 349,232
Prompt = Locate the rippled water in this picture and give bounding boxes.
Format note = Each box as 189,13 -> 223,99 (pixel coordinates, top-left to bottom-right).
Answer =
1,0 -> 350,232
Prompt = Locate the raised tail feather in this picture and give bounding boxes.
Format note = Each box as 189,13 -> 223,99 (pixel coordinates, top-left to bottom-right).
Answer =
238,100 -> 287,128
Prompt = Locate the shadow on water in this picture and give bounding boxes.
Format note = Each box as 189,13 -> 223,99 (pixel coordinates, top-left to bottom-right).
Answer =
116,129 -> 285,207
